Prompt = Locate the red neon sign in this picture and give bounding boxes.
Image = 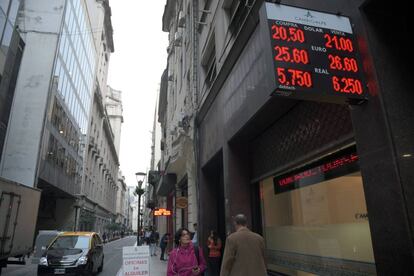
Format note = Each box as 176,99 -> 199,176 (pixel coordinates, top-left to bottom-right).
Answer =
154,208 -> 172,216
265,3 -> 367,104
274,153 -> 359,194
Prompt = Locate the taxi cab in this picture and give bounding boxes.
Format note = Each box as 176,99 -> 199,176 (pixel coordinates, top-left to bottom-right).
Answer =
37,232 -> 104,275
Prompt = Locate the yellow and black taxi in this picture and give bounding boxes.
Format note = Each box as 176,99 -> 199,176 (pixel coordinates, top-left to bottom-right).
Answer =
37,232 -> 104,275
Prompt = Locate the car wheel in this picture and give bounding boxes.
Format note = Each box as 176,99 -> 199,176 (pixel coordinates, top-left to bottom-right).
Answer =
86,262 -> 94,276
98,256 -> 104,273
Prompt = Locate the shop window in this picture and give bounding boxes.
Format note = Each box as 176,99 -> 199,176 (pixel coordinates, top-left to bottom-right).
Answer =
260,150 -> 376,275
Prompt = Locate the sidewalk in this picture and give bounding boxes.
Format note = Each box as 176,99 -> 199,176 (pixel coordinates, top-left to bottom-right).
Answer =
149,254 -> 168,276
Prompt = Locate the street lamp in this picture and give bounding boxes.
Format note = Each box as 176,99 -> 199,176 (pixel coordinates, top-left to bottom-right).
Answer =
134,172 -> 146,245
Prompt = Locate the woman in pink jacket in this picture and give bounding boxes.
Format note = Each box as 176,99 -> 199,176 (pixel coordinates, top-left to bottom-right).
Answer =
167,228 -> 206,276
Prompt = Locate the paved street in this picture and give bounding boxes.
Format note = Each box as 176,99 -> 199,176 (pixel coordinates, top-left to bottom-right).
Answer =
2,236 -> 167,276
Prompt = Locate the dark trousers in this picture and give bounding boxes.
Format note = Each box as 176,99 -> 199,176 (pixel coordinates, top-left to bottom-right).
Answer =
208,257 -> 221,276
160,246 -> 167,260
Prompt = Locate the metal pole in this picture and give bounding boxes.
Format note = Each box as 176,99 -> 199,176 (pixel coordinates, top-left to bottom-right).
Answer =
137,194 -> 141,245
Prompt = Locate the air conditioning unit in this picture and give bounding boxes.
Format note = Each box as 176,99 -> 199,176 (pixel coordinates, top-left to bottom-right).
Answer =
173,31 -> 182,46
178,11 -> 186,27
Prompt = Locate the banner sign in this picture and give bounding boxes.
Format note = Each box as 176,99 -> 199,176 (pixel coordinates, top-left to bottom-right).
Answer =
122,246 -> 150,276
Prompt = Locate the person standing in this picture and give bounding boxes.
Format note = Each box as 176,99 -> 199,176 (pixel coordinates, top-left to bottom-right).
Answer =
207,230 -> 222,276
150,227 -> 160,256
144,228 -> 151,245
160,233 -> 170,261
220,214 -> 267,276
191,223 -> 198,247
167,228 -> 206,276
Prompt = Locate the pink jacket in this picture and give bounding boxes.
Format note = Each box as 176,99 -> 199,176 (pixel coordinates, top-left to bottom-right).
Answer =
167,243 -> 206,276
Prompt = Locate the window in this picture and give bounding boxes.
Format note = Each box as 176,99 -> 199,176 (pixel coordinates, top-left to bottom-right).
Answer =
224,0 -> 253,35
202,33 -> 216,88
1,21 -> 12,47
204,49 -> 216,87
260,154 -> 376,274
0,8 -> 6,38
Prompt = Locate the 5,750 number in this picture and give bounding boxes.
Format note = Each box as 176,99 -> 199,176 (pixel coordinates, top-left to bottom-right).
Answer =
277,68 -> 312,88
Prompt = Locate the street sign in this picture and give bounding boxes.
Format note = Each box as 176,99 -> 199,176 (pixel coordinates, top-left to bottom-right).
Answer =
122,246 -> 150,276
262,3 -> 367,104
176,196 -> 188,209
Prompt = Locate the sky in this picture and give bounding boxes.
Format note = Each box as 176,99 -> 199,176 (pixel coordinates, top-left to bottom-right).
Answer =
107,1 -> 168,188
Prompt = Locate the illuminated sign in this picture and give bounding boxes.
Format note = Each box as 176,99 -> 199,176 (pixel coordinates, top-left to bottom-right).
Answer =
274,150 -> 359,194
154,208 -> 172,216
262,3 -> 367,104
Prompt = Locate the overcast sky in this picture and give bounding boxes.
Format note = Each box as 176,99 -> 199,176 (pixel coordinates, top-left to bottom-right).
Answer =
107,1 -> 168,188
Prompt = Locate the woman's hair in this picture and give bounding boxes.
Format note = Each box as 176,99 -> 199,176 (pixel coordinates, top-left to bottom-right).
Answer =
174,228 -> 190,246
210,230 -> 219,245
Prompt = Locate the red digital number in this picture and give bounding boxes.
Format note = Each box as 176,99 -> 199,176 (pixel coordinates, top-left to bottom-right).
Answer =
271,25 -> 305,43
277,68 -> 312,88
274,46 -> 309,64
324,34 -> 354,52
332,76 -> 363,94
328,55 -> 358,72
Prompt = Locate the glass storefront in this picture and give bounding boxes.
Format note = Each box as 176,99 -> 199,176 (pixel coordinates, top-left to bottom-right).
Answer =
260,150 -> 376,275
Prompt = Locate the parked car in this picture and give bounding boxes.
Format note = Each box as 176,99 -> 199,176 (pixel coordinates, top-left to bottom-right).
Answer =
37,232 -> 104,276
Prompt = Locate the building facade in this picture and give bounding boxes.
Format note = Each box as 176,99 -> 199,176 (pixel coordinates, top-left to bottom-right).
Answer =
0,0 -> 24,160
157,0 -> 199,237
115,171 -> 126,227
159,0 -> 414,275
78,0 -> 119,232
0,0 -> 122,234
0,0 -> 98,231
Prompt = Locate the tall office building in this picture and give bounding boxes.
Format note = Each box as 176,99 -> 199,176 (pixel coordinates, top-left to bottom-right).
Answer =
0,0 -> 98,231
0,0 -> 24,160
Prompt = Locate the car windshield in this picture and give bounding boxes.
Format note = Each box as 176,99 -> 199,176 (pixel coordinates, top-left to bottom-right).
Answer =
50,236 -> 90,249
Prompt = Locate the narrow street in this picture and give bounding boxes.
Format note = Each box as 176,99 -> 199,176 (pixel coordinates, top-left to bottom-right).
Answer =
1,236 -> 167,276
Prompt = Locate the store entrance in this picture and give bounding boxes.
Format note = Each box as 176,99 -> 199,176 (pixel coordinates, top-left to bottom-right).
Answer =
201,152 -> 226,247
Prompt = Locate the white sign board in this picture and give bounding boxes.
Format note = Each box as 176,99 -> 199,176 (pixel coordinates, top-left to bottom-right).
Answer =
122,246 -> 150,276
265,3 -> 353,33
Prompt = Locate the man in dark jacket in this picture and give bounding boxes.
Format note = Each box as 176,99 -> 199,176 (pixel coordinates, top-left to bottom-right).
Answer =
159,233 -> 170,261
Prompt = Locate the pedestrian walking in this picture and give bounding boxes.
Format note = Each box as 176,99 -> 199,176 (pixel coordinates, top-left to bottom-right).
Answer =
102,232 -> 107,243
207,230 -> 222,276
220,214 -> 267,276
144,228 -> 151,245
150,227 -> 160,256
167,228 -> 206,276
160,233 -> 170,261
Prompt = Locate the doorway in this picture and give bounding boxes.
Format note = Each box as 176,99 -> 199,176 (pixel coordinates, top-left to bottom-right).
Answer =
201,151 -> 226,246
